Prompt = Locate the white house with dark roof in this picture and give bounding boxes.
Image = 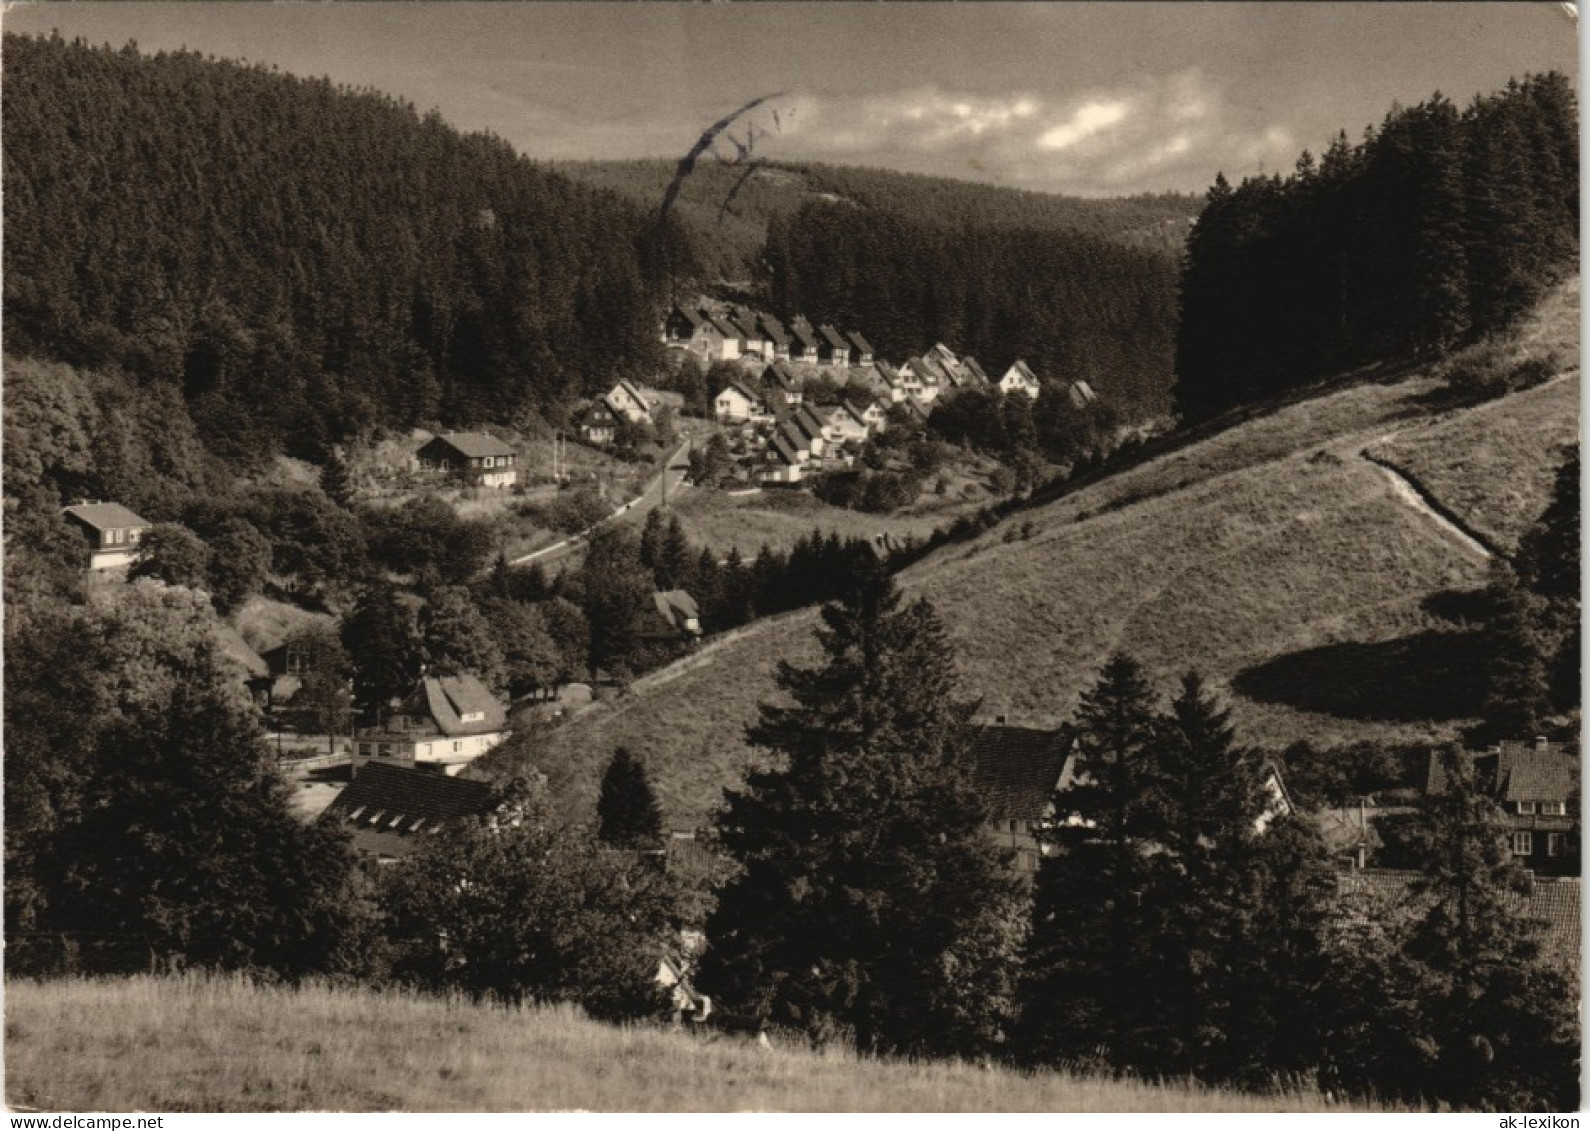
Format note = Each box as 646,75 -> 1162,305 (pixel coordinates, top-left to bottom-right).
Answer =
413,432 -> 518,488
63,501 -> 153,570
1426,739 -> 1578,874
846,330 -> 875,368
604,379 -> 656,425
714,380 -> 766,424
354,673 -> 509,775
998,359 -> 1042,399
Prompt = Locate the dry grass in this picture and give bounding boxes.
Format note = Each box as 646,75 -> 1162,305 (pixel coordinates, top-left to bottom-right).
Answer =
4,975 -> 1369,1112
524,294 -> 1576,827
668,480 -> 987,559
1368,372 -> 1579,553
1365,278 -> 1579,552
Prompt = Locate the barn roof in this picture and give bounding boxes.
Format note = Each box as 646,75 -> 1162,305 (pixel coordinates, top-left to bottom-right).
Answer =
325,762 -> 497,828
63,502 -> 150,531
1426,742 -> 1576,803
967,724 -> 1072,822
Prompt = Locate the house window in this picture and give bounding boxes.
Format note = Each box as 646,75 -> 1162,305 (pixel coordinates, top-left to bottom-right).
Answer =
1540,801 -> 1567,816
1547,833 -> 1566,857
453,741 -> 463,752
128,529 -> 142,543
1510,832 -> 1534,856
1518,801 -> 1537,815
378,743 -> 392,758
107,528 -> 123,545
358,743 -> 372,757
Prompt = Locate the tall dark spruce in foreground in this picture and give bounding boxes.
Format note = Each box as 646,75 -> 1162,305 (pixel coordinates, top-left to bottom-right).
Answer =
700,555 -> 1026,1056
598,747 -> 665,851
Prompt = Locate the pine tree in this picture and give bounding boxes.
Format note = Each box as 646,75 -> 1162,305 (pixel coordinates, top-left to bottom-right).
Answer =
597,747 -> 664,850
1018,653 -> 1179,1071
341,583 -> 422,713
700,562 -> 1025,1056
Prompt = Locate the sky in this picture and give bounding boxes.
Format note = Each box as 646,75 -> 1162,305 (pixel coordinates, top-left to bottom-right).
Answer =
4,3 -> 1578,197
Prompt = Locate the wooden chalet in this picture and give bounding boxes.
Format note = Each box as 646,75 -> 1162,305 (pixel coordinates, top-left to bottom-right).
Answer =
412,432 -> 518,488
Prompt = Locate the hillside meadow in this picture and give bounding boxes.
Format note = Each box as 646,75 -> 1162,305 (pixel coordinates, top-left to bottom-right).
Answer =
495,283 -> 1578,829
4,975 -> 1370,1112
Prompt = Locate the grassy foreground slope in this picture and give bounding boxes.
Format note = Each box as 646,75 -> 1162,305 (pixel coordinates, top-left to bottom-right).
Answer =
4,976 -> 1360,1112
518,284 -> 1578,829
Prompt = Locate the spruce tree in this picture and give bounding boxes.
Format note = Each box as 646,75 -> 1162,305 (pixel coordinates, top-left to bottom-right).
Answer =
597,747 -> 664,850
700,559 -> 1025,1056
1402,746 -> 1579,1109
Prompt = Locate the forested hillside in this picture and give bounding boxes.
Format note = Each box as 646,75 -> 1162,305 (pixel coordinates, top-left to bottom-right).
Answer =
1176,73 -> 1577,420
766,202 -> 1182,419
560,158 -> 1198,280
4,33 -> 694,463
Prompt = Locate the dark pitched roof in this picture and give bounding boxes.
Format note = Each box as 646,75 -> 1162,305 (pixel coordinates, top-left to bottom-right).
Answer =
1427,742 -> 1576,804
758,313 -> 791,346
967,725 -> 1072,822
846,330 -> 875,356
1066,380 -> 1098,408
961,356 -> 990,382
818,324 -> 851,352
787,320 -> 820,350
778,421 -> 810,452
761,364 -> 796,393
425,432 -> 515,459
704,311 -> 743,340
651,589 -> 702,636
721,380 -> 762,406
672,305 -> 708,332
368,675 -> 507,741
768,432 -> 802,465
323,762 -> 496,829
63,502 -> 150,530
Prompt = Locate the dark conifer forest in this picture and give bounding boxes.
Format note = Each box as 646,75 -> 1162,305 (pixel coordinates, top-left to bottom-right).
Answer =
1175,74 -> 1578,421
3,32 -> 695,463
764,202 -> 1183,420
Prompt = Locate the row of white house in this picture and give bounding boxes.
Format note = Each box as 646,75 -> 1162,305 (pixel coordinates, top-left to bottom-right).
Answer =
664,304 -> 875,369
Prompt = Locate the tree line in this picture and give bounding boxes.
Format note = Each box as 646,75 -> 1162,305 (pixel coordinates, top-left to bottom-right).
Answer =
1176,73 -> 1577,421
4,32 -> 695,465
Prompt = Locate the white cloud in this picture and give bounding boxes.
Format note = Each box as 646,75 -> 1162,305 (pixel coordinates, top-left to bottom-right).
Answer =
1037,100 -> 1130,151
765,71 -> 1304,196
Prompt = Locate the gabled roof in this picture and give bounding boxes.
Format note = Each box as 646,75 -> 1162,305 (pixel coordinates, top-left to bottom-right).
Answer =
720,379 -> 762,406
672,305 -> 708,332
795,406 -> 827,437
846,330 -> 875,356
63,502 -> 150,531
1066,380 -> 1098,408
652,589 -> 702,636
761,364 -> 797,393
758,313 -> 791,346
787,320 -> 820,350
961,356 -> 990,383
779,421 -> 810,452
375,674 -> 507,740
768,432 -> 802,465
423,432 -> 516,459
967,724 -> 1073,822
1004,359 -> 1040,386
928,342 -> 959,364
818,324 -> 851,352
704,311 -> 744,340
1427,742 -> 1576,804
727,309 -> 764,340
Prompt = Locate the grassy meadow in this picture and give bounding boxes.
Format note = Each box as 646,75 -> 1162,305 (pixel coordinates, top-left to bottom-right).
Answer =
506,281 -> 1579,829
4,975 -> 1370,1112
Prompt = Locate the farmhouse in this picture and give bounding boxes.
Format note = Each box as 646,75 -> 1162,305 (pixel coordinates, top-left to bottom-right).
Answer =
577,402 -> 620,446
967,722 -> 1074,873
353,673 -> 509,776
62,501 -> 152,571
412,432 -> 518,488
1425,739 -> 1579,875
320,761 -> 501,862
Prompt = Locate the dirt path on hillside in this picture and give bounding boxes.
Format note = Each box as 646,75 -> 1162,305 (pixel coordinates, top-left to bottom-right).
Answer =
1359,448 -> 1498,560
